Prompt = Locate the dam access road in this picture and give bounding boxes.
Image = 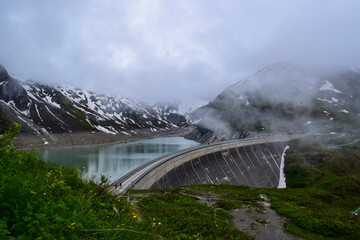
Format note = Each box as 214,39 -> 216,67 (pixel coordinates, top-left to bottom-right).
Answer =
111,135 -> 303,195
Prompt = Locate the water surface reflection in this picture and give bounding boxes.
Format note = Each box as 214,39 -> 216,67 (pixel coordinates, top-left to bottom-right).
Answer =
38,137 -> 199,181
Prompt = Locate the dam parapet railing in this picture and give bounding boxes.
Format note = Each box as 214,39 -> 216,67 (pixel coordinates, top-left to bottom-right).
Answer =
112,134 -> 305,193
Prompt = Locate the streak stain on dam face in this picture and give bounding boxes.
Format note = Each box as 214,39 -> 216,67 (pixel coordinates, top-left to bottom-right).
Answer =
147,141 -> 288,189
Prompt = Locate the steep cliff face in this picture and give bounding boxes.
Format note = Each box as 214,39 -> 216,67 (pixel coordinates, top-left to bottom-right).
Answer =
0,65 -> 189,134
188,63 -> 360,142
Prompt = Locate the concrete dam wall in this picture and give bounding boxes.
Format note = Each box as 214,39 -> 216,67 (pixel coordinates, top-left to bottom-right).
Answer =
129,137 -> 293,191
148,142 -> 287,189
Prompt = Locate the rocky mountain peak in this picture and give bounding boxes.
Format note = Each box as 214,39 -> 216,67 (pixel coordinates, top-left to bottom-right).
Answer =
0,64 -> 9,81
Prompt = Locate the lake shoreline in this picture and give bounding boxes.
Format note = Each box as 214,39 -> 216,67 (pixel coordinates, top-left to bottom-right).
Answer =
13,127 -> 195,150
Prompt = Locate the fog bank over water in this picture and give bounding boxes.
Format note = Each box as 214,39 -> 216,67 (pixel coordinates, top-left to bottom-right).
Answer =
1,0 -> 360,104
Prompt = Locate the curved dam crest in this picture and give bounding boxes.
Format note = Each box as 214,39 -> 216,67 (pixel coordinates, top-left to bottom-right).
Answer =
113,136 -> 301,194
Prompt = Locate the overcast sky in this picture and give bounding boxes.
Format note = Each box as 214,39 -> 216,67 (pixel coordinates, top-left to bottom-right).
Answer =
1,0 -> 360,104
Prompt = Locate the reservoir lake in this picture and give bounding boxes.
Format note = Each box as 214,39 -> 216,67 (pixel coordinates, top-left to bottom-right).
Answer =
37,137 -> 199,182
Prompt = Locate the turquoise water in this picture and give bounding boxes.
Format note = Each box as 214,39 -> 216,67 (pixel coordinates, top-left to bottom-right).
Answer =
37,137 -> 199,182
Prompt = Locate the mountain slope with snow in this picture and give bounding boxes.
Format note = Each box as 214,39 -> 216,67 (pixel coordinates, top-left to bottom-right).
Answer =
0,65 -> 188,135
188,63 -> 360,141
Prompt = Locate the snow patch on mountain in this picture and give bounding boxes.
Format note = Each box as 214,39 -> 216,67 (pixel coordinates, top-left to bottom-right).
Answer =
95,125 -> 117,135
317,98 -> 332,103
319,81 -> 341,93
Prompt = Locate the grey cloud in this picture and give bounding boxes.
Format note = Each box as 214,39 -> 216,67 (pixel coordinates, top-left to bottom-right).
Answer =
1,0 -> 360,104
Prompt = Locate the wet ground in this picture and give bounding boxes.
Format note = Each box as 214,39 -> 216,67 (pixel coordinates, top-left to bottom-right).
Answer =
231,194 -> 301,240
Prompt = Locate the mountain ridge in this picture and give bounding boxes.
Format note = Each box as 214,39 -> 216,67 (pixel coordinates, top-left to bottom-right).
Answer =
187,63 -> 360,142
0,64 -> 188,136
